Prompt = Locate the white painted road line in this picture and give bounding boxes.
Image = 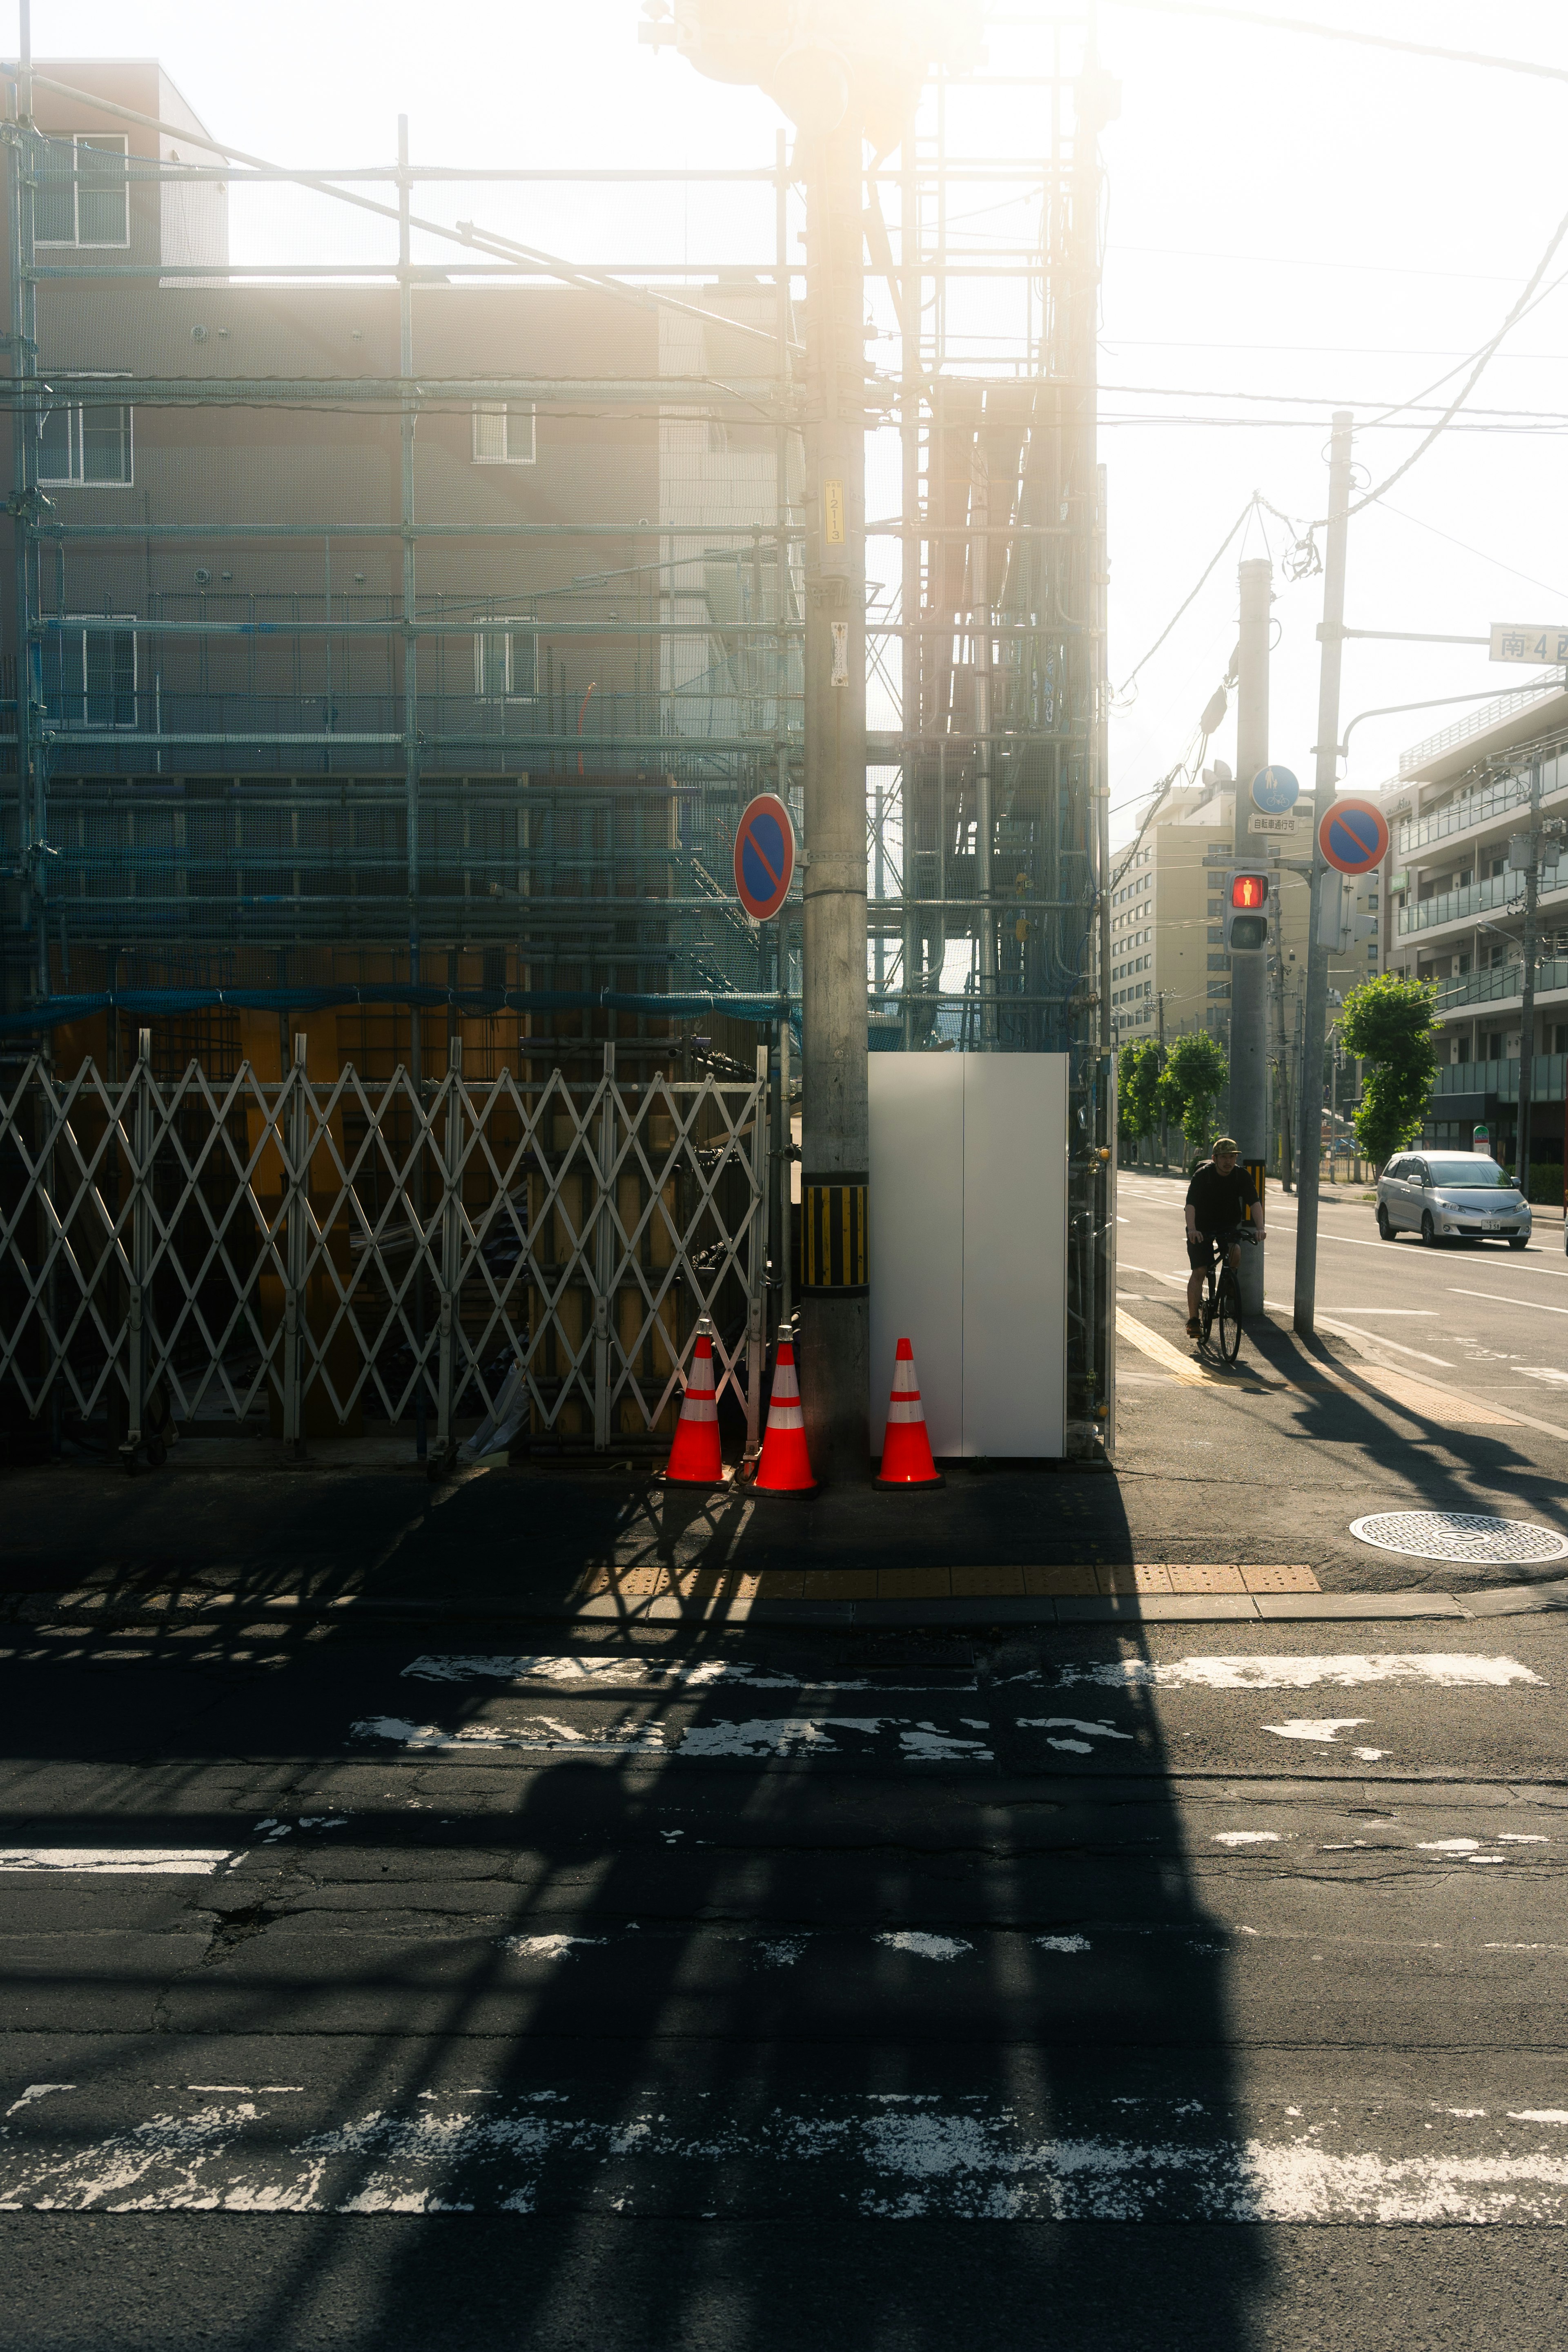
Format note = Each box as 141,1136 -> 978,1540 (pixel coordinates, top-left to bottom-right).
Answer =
1042,1654 -> 1544,1691
0,1850 -> 240,1874
7,2086 -> 1568,2220
401,1656 -> 963,1692
1452,1287 -> 1568,1316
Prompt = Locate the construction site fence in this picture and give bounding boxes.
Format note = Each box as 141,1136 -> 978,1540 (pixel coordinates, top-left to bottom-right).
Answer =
0,1036 -> 773,1463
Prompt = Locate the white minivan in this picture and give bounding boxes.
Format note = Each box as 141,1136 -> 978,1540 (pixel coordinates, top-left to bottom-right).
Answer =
1376,1150 -> 1531,1248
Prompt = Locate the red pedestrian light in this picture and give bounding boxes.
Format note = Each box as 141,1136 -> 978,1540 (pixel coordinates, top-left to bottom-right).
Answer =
1223,869 -> 1270,953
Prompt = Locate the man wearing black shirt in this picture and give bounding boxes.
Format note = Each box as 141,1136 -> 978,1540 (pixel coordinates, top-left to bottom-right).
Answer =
1184,1137 -> 1262,1337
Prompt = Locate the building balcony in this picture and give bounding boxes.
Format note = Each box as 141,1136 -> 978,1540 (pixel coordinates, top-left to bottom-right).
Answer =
1398,867 -> 1528,936
1396,754 -> 1568,856
1435,957 -> 1568,1016
1433,1053 -> 1568,1104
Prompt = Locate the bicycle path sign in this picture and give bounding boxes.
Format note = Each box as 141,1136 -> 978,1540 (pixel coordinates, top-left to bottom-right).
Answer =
1319,797 -> 1389,875
733,793 -> 796,923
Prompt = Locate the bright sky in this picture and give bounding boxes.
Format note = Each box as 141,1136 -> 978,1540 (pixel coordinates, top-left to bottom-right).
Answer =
21,0 -> 1568,847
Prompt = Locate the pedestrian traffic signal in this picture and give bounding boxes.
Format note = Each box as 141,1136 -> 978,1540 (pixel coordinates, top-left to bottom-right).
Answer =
1223,869 -> 1270,952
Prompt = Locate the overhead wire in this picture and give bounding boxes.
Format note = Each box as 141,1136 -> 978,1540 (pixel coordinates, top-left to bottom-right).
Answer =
1105,2 -> 1568,88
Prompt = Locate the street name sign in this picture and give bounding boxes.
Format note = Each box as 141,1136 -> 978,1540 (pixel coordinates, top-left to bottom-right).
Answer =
1319,797 -> 1389,876
1490,623 -> 1568,665
733,792 -> 796,923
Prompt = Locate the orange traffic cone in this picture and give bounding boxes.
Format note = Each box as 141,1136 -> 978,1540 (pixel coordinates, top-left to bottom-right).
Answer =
664,1317 -> 724,1487
874,1338 -> 945,1490
754,1324 -> 818,1498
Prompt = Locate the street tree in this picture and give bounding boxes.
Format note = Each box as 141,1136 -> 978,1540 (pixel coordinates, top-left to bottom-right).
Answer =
1158,1032 -> 1228,1166
1338,972 -> 1439,1171
1117,1038 -> 1165,1162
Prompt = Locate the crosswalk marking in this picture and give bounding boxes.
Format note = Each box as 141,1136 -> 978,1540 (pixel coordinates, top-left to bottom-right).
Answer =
5,2082 -> 1568,2220
0,1849 -> 238,1874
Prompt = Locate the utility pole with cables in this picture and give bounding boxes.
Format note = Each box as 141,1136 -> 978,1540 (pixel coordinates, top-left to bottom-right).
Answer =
1231,554 -> 1272,1309
1293,411 -> 1355,1339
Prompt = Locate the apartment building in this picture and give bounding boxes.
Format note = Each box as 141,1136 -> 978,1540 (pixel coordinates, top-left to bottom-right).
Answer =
1378,674 -> 1568,1162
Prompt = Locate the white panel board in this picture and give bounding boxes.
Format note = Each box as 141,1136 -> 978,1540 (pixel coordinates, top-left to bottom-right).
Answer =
960,1056 -> 1068,1457
868,1057 -> 964,1456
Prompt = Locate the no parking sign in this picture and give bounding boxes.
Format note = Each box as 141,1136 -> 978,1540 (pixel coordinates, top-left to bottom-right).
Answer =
733,794 -> 796,923
1319,798 -> 1389,875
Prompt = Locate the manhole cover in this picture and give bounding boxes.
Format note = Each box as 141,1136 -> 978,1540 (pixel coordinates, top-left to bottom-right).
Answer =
1350,1511 -> 1568,1566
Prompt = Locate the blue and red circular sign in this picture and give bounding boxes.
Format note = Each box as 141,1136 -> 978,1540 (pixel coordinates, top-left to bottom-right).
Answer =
1319,796 -> 1389,875
733,792 -> 796,922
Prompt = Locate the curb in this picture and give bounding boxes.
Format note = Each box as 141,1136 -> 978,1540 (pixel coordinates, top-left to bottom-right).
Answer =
20,1576 -> 1568,1630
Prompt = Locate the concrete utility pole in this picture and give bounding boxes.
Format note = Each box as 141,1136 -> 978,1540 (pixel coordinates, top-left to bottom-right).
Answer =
1293,410 -> 1355,1340
1516,760 -> 1542,1187
797,122 -> 871,1480
1231,554 -> 1271,1310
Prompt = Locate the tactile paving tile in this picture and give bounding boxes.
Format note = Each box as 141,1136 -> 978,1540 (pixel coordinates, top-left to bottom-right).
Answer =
1239,1564 -> 1321,1592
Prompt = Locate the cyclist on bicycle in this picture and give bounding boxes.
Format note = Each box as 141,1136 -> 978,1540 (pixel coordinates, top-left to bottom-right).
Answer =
1185,1137 -> 1263,1338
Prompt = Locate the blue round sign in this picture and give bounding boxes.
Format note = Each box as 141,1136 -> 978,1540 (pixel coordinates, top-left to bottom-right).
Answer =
1252,765 -> 1300,814
733,793 -> 796,923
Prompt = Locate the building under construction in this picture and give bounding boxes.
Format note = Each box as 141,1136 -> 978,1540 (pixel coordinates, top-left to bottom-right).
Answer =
0,16 -> 1114,1461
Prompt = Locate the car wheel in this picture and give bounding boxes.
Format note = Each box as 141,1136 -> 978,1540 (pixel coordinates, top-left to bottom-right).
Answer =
1420,1211 -> 1439,1246
1376,1204 -> 1394,1240
1508,1235 -> 1529,1251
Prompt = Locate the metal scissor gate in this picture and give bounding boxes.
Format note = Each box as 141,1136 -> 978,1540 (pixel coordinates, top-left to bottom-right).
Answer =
0,1039 -> 771,1467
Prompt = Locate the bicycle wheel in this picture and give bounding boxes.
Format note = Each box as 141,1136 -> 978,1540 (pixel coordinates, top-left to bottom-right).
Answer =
1216,1269 -> 1243,1363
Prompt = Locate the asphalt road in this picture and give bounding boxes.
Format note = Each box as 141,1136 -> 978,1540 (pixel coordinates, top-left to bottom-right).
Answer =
1119,1170 -> 1568,1423
2,1610 -> 1566,2348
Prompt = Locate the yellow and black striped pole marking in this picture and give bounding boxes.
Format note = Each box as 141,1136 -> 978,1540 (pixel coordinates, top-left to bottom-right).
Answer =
1243,1161 -> 1266,1224
800,1173 -> 868,1294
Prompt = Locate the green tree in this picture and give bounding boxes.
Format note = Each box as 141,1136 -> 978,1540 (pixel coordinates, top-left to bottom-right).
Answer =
1338,972 -> 1439,1169
1158,1032 -> 1229,1166
1117,1038 -> 1165,1161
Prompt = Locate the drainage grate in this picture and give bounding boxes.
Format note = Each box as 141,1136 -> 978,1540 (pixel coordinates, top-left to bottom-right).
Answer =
1349,1511 -> 1568,1566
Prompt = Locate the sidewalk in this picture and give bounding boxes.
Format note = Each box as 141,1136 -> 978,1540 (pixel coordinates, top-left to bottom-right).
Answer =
4,1290 -> 1568,1631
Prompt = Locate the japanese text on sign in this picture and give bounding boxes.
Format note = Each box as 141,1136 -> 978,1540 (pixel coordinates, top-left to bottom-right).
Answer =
1490,623 -> 1568,665
824,479 -> 845,546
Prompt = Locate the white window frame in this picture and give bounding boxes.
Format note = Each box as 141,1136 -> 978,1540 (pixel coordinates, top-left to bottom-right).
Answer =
473,618 -> 539,700
471,401 -> 537,465
36,132 -> 130,249
58,616 -> 139,731
38,375 -> 135,488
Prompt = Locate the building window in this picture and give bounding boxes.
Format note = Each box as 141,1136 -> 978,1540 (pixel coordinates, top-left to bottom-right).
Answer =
39,395 -> 134,486
37,133 -> 130,247
474,620 -> 538,698
49,621 -> 138,729
472,403 -> 536,464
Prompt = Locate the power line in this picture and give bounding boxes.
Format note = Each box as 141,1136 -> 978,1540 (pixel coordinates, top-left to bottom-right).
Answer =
1106,2 -> 1568,87
1376,503 -> 1568,605
1112,500 -> 1254,702
1341,204 -> 1568,519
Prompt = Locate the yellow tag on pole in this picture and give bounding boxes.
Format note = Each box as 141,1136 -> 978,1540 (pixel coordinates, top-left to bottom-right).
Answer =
824,479 -> 845,545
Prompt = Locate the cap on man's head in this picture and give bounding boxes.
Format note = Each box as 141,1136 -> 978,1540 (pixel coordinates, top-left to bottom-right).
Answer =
1213,1137 -> 1238,1155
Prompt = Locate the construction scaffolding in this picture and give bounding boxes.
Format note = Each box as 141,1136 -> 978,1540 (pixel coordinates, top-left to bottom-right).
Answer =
0,8 -> 1114,1453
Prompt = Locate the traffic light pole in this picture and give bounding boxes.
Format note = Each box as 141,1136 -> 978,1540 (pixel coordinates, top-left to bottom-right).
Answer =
1517,760 -> 1541,1189
1293,410 -> 1355,1340
798,123 -> 871,1480
1231,555 -> 1271,1311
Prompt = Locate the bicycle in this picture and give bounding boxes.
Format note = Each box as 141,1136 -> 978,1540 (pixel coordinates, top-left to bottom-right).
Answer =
1198,1225 -> 1258,1364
